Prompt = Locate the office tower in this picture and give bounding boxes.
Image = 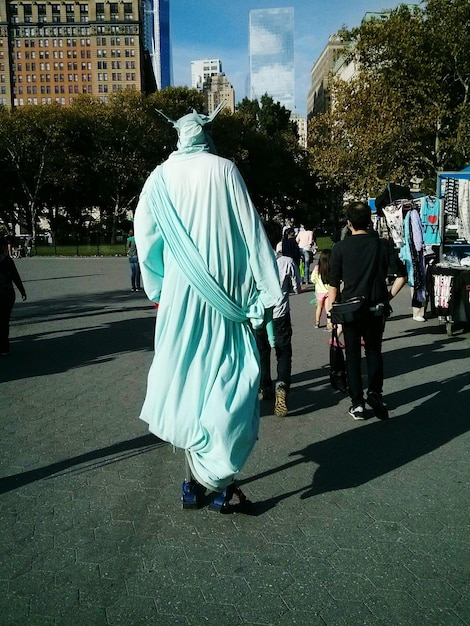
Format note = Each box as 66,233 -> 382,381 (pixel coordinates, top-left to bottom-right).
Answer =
191,58 -> 222,91
306,35 -> 346,120
203,74 -> 235,114
141,0 -> 171,91
0,0 -> 171,108
248,7 -> 294,111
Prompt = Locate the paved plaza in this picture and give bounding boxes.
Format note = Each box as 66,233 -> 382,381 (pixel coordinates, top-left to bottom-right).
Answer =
1,256 -> 469,625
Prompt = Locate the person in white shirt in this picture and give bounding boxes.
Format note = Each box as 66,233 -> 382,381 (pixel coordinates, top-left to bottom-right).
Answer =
296,225 -> 316,283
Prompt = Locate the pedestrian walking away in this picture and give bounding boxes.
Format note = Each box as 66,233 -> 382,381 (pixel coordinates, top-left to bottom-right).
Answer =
0,238 -> 27,355
255,220 -> 301,418
126,229 -> 141,291
134,105 -> 282,512
327,201 -> 407,421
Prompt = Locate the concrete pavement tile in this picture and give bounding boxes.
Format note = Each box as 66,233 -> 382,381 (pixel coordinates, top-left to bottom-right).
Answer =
6,570 -> 55,599
274,610 -> 326,626
452,595 -> 470,625
29,586 -> 79,616
186,603 -> 243,625
141,544 -> 187,571
321,570 -> 377,602
105,596 -> 159,625
0,554 -> 33,581
58,605 -> 108,626
402,552 -> 462,580
228,590 -> 289,624
319,601 -> 377,625
98,554 -> 143,580
247,563 -> 295,592
30,545 -> 76,573
280,581 -> 335,613
408,607 -> 469,625
295,533 -> 339,559
326,547 -> 382,575
0,593 -> 29,626
212,552 -> 261,579
364,589 -> 421,622
76,539 -> 121,564
348,561 -> 418,592
201,575 -> 254,605
77,577 -> 128,607
407,578 -> 463,609
153,614 -> 190,625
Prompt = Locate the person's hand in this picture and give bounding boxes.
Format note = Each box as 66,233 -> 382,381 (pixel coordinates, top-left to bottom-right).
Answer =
22,294 -> 27,301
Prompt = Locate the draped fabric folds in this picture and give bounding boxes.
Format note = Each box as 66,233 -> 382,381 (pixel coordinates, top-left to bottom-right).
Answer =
134,150 -> 282,492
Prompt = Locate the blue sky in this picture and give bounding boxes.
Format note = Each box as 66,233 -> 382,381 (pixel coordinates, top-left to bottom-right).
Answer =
169,0 -> 413,117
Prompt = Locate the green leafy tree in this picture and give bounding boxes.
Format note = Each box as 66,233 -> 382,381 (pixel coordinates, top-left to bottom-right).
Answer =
309,0 -> 470,199
0,104 -> 68,239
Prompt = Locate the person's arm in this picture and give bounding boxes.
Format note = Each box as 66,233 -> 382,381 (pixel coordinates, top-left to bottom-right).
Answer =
389,275 -> 407,298
326,243 -> 342,318
134,175 -> 165,303
9,258 -> 27,300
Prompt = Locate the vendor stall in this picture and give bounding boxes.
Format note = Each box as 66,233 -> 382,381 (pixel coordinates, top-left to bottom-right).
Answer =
429,166 -> 470,334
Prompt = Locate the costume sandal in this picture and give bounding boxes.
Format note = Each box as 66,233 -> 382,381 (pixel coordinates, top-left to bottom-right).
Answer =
209,483 -> 252,514
181,480 -> 200,510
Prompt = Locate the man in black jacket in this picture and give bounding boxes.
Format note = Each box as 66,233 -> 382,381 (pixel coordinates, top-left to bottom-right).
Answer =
327,202 -> 406,420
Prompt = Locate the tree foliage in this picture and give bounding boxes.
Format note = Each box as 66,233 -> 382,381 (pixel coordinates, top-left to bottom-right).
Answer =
0,89 -> 318,239
308,0 -> 470,199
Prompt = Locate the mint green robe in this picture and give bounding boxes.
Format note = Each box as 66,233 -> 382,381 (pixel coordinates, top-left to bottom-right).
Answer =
134,147 -> 282,491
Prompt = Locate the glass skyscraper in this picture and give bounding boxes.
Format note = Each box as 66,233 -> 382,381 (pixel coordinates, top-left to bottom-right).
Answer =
142,0 -> 172,90
248,7 -> 295,111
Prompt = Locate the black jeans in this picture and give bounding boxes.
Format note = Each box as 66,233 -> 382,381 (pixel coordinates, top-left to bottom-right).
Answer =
255,313 -> 293,392
342,312 -> 385,407
0,288 -> 15,354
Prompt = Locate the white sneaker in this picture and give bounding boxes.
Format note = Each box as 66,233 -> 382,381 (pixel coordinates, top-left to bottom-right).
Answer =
413,315 -> 426,322
348,405 -> 365,420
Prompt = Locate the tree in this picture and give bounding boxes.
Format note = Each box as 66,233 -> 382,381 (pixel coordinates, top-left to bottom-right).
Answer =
0,104 -> 67,239
219,95 -> 317,224
308,0 -> 470,199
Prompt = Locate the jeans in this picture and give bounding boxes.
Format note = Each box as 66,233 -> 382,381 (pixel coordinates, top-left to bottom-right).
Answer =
128,256 -> 141,289
300,249 -> 312,282
255,313 -> 293,392
342,312 -> 385,407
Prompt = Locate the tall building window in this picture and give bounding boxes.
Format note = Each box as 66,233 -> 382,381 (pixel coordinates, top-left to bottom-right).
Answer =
79,4 -> 89,23
24,4 -> 33,24
65,4 -> 75,23
38,4 -> 47,23
124,3 -> 133,21
110,3 -> 119,22
96,3 -> 105,22
52,4 -> 61,23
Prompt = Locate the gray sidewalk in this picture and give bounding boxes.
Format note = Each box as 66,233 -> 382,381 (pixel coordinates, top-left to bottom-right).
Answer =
1,257 -> 469,626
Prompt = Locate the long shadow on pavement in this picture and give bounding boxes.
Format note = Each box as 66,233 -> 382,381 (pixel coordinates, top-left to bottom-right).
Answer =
0,434 -> 164,494
245,370 -> 469,515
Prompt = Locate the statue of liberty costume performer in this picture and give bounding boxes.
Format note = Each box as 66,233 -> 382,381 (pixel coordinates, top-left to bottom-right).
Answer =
134,105 -> 282,512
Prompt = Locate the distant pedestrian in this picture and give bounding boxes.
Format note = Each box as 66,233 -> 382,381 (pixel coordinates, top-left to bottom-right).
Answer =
126,229 -> 141,291
296,225 -> 315,284
0,238 -> 27,355
281,227 -> 301,269
311,249 -> 331,329
26,238 -> 33,257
